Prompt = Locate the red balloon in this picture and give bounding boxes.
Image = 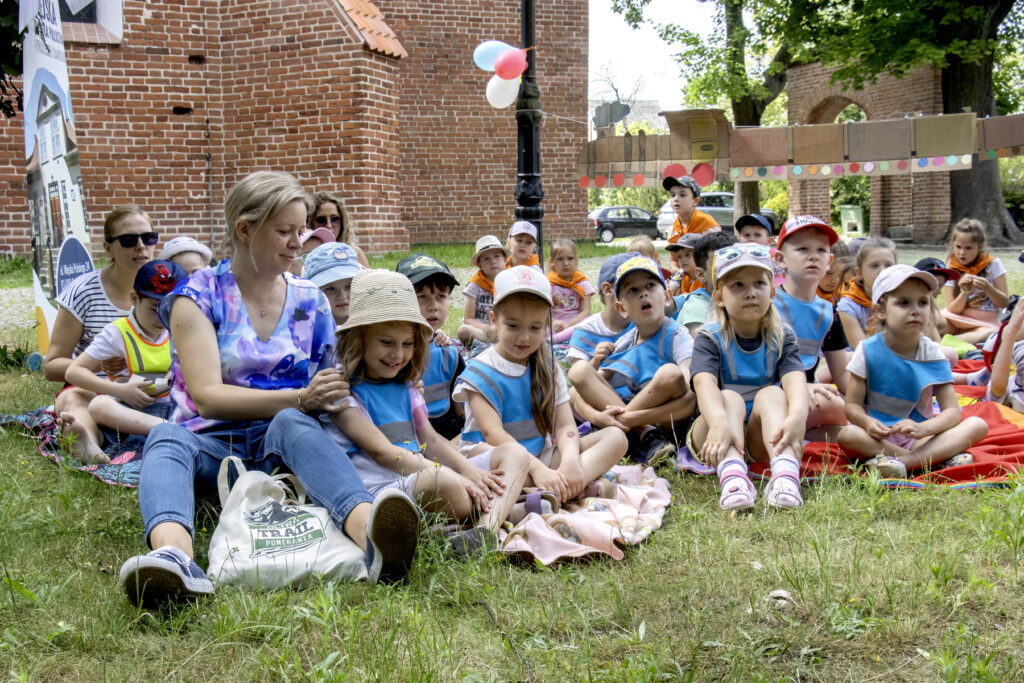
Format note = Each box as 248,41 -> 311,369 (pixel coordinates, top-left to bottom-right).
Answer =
494,49 -> 528,80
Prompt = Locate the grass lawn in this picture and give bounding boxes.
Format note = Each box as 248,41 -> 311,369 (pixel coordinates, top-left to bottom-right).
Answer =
2,242 -> 1024,679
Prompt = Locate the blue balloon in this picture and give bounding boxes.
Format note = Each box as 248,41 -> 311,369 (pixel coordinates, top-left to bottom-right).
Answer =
474,40 -> 515,71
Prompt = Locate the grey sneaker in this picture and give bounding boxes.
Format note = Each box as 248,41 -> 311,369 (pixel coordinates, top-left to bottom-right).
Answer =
364,489 -> 419,584
874,455 -> 908,480
118,545 -> 213,607
940,452 -> 974,469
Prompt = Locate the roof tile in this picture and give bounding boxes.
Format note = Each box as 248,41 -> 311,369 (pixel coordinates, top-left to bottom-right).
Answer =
337,0 -> 407,59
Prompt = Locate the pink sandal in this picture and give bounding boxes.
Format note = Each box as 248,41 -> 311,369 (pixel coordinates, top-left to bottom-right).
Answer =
766,472 -> 803,509
719,471 -> 756,510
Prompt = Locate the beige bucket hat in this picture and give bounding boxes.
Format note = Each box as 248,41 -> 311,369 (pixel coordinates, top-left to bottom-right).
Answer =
339,269 -> 433,338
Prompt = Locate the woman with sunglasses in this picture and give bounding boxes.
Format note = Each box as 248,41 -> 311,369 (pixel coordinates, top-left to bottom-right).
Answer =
309,191 -> 369,267
46,206 -> 159,462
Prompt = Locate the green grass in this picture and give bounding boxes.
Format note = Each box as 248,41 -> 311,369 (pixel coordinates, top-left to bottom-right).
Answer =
0,257 -> 32,289
2,242 -> 1024,679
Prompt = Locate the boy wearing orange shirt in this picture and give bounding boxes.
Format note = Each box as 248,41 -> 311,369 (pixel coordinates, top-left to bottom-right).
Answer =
664,175 -> 718,274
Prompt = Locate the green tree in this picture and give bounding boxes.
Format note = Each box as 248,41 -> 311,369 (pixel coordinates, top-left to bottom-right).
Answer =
0,2 -> 26,118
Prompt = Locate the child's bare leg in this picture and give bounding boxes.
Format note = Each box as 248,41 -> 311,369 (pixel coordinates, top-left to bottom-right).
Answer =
410,467 -> 472,520
901,416 -> 988,471
56,392 -> 107,465
955,325 -> 998,345
692,391 -> 756,509
548,428 -> 628,498
805,387 -> 847,441
748,387 -> 803,508
567,362 -> 626,414
477,443 -> 530,530
89,395 -> 165,437
940,346 -> 959,369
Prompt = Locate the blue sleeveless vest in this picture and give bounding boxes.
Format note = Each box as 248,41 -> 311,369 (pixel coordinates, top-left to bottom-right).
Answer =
601,317 -> 680,399
673,288 -> 709,323
458,360 -> 546,455
422,341 -> 459,418
774,289 -> 831,371
862,333 -> 952,425
703,322 -> 779,414
568,318 -> 634,359
350,380 -> 421,451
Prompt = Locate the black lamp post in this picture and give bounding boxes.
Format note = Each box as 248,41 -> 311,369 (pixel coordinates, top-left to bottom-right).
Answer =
515,0 -> 543,261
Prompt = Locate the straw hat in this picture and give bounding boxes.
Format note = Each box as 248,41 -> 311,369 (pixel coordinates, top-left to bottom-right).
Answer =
471,235 -> 510,267
339,269 -> 433,338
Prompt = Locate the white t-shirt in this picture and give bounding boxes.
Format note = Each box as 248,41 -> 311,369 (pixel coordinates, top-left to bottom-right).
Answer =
954,256 -> 1008,312
985,336 -> 1024,411
56,269 -> 130,357
566,313 -> 627,362
462,282 -> 494,322
452,346 -> 568,453
82,310 -> 168,379
848,334 -> 947,418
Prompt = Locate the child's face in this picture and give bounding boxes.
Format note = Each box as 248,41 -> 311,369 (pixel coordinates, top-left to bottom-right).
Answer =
551,249 -> 578,279
715,266 -> 773,327
952,232 -> 980,266
877,280 -> 932,337
777,231 -> 832,284
614,271 -> 669,327
132,293 -> 165,333
818,259 -> 843,293
738,225 -> 772,246
669,185 -> 699,217
508,234 -> 536,262
321,278 -> 353,325
416,283 -> 451,332
858,248 -> 897,294
363,322 -> 416,380
489,295 -> 550,364
170,251 -> 208,275
676,248 -> 696,277
477,249 -> 506,278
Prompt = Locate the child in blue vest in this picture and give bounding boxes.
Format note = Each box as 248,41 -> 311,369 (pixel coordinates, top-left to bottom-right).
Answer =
327,270 -> 530,555
773,216 -> 850,436
689,244 -> 808,510
454,266 -> 628,504
676,230 -> 736,337
566,251 -> 635,367
567,256 -> 696,462
838,265 -> 988,478
396,253 -> 466,440
62,260 -> 187,464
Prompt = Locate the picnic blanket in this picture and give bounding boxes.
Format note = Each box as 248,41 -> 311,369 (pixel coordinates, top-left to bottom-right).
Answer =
0,406 -> 144,487
499,465 -> 671,565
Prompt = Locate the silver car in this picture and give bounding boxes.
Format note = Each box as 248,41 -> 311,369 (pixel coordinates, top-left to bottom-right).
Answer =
657,192 -> 777,238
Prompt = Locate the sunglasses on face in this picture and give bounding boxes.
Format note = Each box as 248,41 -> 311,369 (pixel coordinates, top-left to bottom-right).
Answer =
108,232 -> 159,248
313,215 -> 342,228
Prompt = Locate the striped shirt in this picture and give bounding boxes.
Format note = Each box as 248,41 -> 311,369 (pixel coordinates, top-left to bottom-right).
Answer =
56,269 -> 129,358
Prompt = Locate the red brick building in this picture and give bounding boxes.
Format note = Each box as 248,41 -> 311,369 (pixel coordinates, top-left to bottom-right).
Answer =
0,0 -> 588,257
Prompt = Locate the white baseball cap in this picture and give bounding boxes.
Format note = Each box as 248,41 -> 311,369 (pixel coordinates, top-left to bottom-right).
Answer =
508,220 -> 538,240
493,265 -> 552,306
870,264 -> 939,304
157,236 -> 213,263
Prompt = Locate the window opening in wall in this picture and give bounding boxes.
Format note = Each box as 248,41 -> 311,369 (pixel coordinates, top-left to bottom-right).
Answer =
50,118 -> 62,159
60,181 -> 71,231
47,182 -> 63,244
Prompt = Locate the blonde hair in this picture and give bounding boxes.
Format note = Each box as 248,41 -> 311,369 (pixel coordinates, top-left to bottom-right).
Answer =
947,218 -> 988,264
709,267 -> 786,353
223,171 -> 311,252
549,238 -> 577,262
103,205 -> 151,243
493,293 -> 555,438
310,191 -> 353,244
854,237 -> 897,288
335,321 -> 430,385
626,235 -> 658,260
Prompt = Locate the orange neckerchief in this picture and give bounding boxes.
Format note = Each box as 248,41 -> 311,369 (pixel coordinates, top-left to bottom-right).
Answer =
840,279 -> 872,308
816,285 -> 836,303
506,254 -> 541,269
680,273 -> 705,294
949,252 -> 994,276
548,270 -> 589,300
468,270 -> 494,295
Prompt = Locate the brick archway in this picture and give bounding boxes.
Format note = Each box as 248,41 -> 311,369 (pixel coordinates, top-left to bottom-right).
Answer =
787,63 -> 950,242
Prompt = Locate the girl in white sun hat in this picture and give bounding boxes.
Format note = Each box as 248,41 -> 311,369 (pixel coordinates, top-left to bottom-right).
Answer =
328,269 -> 530,556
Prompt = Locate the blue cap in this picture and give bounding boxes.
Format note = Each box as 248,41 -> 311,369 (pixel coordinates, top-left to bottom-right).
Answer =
134,260 -> 187,300
598,251 -> 639,286
303,242 -> 363,288
736,214 -> 773,234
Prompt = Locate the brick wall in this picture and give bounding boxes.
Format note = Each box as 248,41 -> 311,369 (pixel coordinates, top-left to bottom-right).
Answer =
0,0 -> 588,258
787,62 -> 951,243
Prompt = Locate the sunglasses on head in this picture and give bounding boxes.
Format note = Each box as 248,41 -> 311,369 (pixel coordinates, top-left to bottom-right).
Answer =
314,215 -> 342,228
108,232 -> 159,248
715,243 -> 771,262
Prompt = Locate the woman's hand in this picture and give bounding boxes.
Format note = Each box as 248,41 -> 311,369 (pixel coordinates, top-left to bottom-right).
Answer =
117,375 -> 157,409
300,368 -> 350,413
532,465 -> 570,502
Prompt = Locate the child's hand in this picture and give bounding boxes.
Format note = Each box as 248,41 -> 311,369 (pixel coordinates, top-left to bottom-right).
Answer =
959,275 -> 976,294
533,465 -> 570,502
770,414 -> 806,456
557,460 -> 587,500
459,475 -> 493,513
864,418 -> 891,441
118,375 -> 157,409
433,329 -> 452,346
553,320 -> 566,332
890,419 -> 929,440
461,464 -> 504,497
591,405 -> 627,430
592,342 -> 616,364
702,422 -> 743,468
807,383 -> 840,408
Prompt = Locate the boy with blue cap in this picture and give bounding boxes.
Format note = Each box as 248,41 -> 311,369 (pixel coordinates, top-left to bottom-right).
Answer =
303,242 -> 364,325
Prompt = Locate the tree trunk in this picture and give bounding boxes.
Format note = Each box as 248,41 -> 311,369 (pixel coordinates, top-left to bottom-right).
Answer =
939,1 -> 1021,246
731,96 -> 762,225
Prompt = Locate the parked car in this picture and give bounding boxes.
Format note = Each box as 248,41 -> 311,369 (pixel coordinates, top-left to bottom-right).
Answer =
657,192 -> 777,239
589,206 -> 660,243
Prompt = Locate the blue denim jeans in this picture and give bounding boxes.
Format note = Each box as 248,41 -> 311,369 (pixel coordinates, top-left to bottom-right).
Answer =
138,408 -> 373,546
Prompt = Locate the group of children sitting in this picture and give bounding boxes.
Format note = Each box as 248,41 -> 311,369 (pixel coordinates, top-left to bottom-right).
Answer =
66,178 -> 1016,546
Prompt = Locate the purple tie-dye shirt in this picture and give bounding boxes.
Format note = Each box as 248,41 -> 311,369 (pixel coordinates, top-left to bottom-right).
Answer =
159,259 -> 336,432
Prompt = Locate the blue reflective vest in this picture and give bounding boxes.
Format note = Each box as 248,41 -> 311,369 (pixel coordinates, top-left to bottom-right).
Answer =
350,380 -> 421,452
458,360 -> 546,455
422,341 -> 460,418
673,287 -> 709,323
862,333 -> 952,425
774,288 -> 831,371
602,317 -> 680,399
702,322 -> 780,414
568,318 -> 634,359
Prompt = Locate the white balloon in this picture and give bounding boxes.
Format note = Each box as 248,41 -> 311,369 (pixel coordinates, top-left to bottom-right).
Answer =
486,74 -> 519,109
